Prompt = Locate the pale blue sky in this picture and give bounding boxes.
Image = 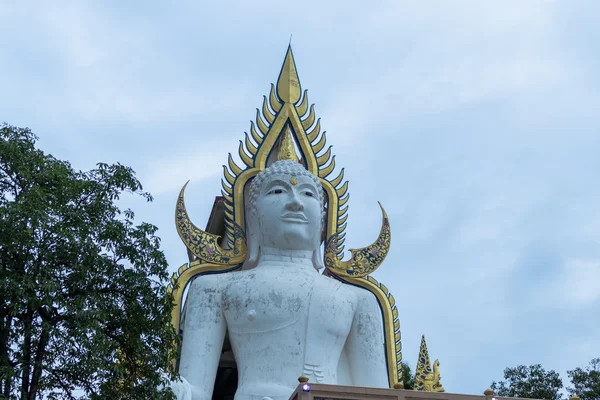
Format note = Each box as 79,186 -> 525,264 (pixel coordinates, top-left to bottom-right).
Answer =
2,1 -> 599,395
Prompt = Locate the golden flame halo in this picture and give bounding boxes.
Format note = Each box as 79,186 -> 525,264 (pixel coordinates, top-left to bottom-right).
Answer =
175,46 -> 391,278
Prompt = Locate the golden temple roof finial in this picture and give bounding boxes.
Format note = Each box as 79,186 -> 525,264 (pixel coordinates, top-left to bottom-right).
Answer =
277,45 -> 302,104
415,334 -> 444,392
277,126 -> 300,162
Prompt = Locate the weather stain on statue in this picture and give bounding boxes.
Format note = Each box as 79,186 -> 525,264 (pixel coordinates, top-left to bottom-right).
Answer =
291,327 -> 303,349
204,342 -> 214,353
268,291 -> 284,307
285,295 -> 303,313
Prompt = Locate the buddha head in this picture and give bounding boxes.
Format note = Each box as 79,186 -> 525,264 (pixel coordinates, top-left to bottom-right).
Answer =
244,160 -> 326,270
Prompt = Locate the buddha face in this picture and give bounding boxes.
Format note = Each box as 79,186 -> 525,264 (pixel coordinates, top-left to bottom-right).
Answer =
255,172 -> 322,251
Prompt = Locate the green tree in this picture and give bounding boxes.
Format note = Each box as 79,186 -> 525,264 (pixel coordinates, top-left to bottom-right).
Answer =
491,364 -> 563,400
567,358 -> 600,400
400,361 -> 415,390
0,124 -> 177,399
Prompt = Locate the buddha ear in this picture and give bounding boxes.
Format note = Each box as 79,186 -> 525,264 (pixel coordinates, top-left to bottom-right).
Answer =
312,248 -> 325,271
314,198 -> 326,270
243,211 -> 260,270
313,221 -> 325,271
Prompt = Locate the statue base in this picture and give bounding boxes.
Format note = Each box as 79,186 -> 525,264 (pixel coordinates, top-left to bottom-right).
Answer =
288,383 -> 519,400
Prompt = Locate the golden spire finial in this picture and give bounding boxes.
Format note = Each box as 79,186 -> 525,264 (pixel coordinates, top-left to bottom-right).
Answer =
277,126 -> 300,162
276,45 -> 301,104
414,334 -> 444,392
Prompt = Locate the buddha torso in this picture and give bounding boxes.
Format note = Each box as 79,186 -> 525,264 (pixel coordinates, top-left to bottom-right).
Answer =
220,263 -> 358,400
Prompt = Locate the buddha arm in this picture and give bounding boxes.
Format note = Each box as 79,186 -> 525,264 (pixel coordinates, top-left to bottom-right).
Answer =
346,290 -> 389,388
178,275 -> 226,400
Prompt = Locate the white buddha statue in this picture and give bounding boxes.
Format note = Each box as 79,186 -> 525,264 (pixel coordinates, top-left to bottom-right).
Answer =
172,160 -> 388,400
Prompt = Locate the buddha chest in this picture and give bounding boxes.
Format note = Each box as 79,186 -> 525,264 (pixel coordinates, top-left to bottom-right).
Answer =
221,268 -> 356,340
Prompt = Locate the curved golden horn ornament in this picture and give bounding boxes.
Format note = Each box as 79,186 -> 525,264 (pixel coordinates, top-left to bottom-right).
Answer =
175,182 -> 247,265
324,202 -> 391,277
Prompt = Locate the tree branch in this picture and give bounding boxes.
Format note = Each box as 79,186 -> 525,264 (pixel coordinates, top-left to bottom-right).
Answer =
20,306 -> 33,400
27,324 -> 49,400
1,314 -> 15,398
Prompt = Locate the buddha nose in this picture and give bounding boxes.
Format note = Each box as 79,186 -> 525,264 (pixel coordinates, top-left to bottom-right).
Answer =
285,191 -> 304,211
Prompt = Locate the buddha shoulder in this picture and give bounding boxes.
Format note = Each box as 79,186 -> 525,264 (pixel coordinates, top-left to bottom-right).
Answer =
315,275 -> 378,306
188,273 -> 226,299
344,281 -> 381,309
183,274 -> 226,328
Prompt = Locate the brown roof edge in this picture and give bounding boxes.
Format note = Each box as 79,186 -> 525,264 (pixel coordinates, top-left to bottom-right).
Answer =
205,196 -> 226,239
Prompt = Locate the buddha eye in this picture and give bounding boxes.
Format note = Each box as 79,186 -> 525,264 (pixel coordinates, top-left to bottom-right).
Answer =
267,188 -> 285,195
304,191 -> 314,197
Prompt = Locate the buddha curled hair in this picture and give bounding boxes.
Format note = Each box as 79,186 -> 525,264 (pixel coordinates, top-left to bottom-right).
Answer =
243,160 -> 326,270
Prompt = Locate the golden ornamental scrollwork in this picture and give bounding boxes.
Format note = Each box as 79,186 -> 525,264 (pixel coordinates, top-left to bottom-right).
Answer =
176,182 -> 247,265
325,203 -> 391,278
422,360 -> 444,392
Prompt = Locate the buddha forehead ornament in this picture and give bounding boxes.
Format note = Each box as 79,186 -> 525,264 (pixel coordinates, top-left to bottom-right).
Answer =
174,46 -> 391,278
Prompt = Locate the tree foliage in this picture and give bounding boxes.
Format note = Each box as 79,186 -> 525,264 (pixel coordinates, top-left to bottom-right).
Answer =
567,358 -> 600,400
400,361 -> 415,390
0,124 -> 177,399
491,364 -> 563,400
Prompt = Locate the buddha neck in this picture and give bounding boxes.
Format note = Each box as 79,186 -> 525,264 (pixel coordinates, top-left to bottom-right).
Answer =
257,247 -> 317,271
